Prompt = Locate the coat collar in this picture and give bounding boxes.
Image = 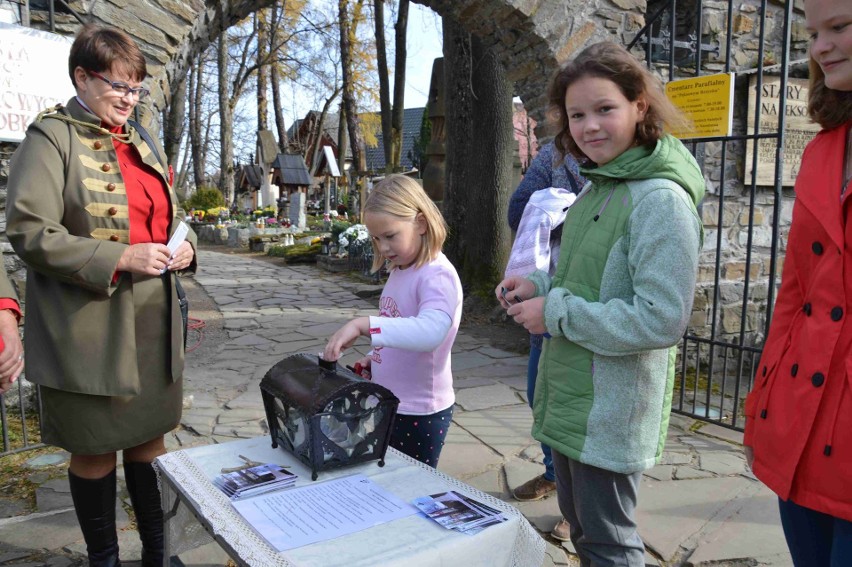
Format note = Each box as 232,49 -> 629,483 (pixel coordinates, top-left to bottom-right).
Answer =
795,124 -> 850,251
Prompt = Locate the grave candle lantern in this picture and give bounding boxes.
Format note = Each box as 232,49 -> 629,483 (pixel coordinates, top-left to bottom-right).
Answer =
260,353 -> 399,480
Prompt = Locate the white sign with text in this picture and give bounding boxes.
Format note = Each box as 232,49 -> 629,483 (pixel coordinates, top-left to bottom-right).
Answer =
0,22 -> 74,142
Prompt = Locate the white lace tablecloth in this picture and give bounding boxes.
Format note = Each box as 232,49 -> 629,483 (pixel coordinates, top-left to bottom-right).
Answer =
155,437 -> 545,567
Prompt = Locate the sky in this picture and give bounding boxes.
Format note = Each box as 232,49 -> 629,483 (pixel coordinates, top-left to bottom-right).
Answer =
401,4 -> 444,110
278,2 -> 443,127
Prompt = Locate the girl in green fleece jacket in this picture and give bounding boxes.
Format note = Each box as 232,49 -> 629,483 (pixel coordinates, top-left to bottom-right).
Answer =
496,42 -> 704,566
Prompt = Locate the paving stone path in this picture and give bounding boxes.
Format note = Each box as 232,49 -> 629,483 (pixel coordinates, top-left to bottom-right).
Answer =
0,249 -> 792,566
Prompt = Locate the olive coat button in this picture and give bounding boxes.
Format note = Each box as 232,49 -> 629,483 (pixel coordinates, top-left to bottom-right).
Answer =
109,235 -> 119,241
101,163 -> 111,172
803,303 -> 812,316
93,140 -> 103,149
106,183 -> 116,191
812,372 -> 825,387
812,242 -> 824,255
791,363 -> 798,377
831,307 -> 843,321
108,207 -> 118,216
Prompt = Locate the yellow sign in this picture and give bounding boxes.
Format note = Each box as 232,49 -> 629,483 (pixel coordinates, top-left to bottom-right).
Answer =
665,73 -> 735,139
745,76 -> 818,186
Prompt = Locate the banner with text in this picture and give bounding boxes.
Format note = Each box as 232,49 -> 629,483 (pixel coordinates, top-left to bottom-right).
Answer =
745,76 -> 818,187
0,22 -> 74,142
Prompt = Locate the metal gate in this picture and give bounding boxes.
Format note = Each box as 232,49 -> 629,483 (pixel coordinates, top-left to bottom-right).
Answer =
0,386 -> 43,456
627,0 -> 801,430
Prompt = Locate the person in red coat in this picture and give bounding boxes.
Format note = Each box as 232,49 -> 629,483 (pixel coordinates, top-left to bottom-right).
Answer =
743,0 -> 852,563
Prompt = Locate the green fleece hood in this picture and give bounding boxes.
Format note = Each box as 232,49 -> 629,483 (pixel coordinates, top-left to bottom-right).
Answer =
580,134 -> 706,208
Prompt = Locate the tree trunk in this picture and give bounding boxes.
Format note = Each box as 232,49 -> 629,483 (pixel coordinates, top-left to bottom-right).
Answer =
310,87 -> 342,176
442,16 -> 513,296
390,0 -> 409,170
373,0 -> 392,171
271,63 -> 288,153
188,61 -> 206,189
339,0 -> 364,175
256,11 -> 269,132
337,105 -> 348,179
218,30 -> 235,203
163,74 -> 186,189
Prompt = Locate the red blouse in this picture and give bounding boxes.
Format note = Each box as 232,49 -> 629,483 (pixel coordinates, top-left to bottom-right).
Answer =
112,126 -> 172,245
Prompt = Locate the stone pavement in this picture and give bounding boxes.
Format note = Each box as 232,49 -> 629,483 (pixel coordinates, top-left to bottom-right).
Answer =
0,248 -> 792,567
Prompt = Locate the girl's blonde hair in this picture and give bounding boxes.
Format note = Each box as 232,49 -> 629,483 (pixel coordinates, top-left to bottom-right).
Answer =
364,174 -> 448,272
547,41 -> 689,161
807,56 -> 852,129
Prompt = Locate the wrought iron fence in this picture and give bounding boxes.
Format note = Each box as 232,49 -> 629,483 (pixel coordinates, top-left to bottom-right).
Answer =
347,242 -> 388,283
0,380 -> 44,457
627,0 -> 797,430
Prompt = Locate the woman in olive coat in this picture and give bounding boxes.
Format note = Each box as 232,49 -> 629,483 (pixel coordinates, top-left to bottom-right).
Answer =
6,25 -> 196,567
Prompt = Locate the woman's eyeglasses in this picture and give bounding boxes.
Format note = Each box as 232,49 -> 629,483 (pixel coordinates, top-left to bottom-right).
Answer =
88,70 -> 150,100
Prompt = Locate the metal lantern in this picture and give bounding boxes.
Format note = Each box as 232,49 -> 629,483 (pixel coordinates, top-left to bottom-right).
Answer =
260,353 -> 400,480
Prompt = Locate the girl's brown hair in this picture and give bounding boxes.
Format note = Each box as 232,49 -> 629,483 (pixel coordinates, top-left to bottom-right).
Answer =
363,174 -> 448,272
547,41 -> 689,161
68,24 -> 147,88
807,56 -> 852,129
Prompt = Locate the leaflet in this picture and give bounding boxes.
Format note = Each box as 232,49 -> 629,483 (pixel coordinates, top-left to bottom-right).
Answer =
232,473 -> 418,551
412,490 -> 508,535
161,221 -> 189,273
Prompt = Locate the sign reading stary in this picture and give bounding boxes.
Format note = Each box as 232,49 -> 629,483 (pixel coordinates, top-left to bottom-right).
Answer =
745,76 -> 819,187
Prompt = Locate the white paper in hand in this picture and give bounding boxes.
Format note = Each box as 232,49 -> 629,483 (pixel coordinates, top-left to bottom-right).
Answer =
161,221 -> 189,273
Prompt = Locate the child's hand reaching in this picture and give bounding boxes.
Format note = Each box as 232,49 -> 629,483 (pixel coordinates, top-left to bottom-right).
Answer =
323,317 -> 370,361
507,296 -> 547,335
495,276 -> 536,309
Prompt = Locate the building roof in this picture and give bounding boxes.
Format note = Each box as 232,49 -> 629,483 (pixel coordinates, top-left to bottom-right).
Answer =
288,112 -> 340,147
287,107 -> 426,174
271,153 -> 312,186
363,107 -> 425,173
237,165 -> 264,190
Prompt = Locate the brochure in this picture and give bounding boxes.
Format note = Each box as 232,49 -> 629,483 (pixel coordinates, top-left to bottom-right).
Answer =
231,473 -> 419,551
413,490 -> 508,535
212,462 -> 297,500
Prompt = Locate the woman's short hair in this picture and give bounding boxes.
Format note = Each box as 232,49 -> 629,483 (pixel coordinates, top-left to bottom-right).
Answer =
807,56 -> 852,129
364,174 -> 448,272
547,41 -> 689,161
68,24 -> 146,88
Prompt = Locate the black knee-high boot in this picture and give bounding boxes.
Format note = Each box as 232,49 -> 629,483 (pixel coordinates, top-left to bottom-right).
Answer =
123,461 -> 164,567
68,469 -> 121,567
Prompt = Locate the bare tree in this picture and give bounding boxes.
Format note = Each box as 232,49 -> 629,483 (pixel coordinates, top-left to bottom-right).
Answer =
217,29 -> 235,202
256,10 -> 269,132
390,0 -> 409,170
162,75 -> 187,195
372,0 -> 408,172
339,0 -> 366,177
269,0 -> 289,153
188,59 -> 207,189
373,0 -> 391,170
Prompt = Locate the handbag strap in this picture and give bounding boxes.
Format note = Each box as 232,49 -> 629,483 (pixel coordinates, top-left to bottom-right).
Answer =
127,119 -> 167,171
